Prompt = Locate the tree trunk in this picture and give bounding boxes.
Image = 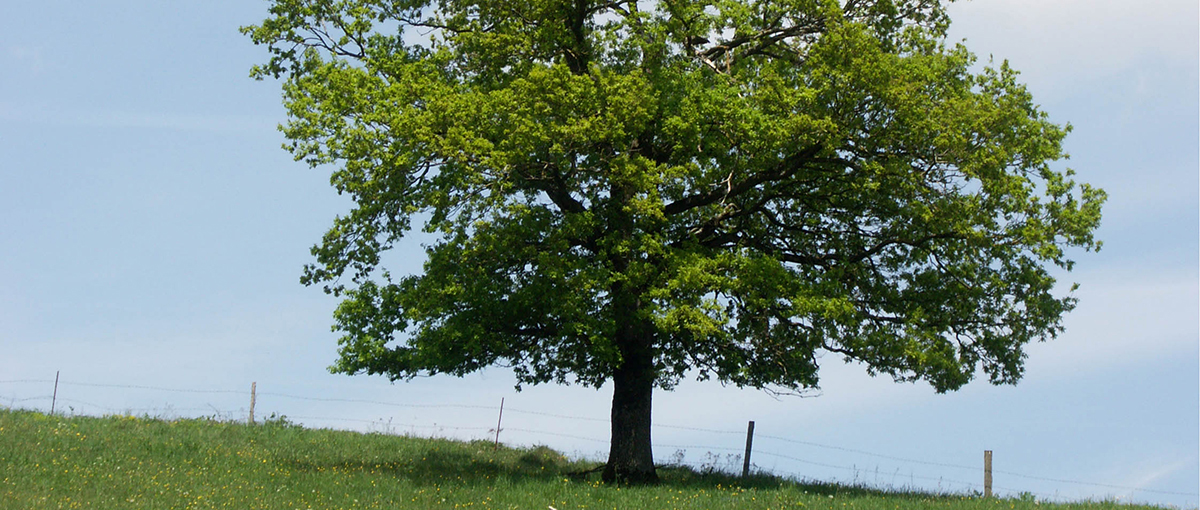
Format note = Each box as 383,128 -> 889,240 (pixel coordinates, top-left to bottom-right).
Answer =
602,308 -> 659,484
602,181 -> 659,485
602,353 -> 658,484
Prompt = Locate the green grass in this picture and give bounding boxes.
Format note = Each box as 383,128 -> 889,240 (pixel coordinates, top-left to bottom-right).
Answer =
0,408 -> 1169,510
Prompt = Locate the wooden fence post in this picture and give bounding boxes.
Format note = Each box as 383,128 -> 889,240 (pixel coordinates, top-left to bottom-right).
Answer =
249,382 -> 257,424
50,371 -> 60,416
984,450 -> 993,498
493,398 -> 505,450
742,420 -> 755,477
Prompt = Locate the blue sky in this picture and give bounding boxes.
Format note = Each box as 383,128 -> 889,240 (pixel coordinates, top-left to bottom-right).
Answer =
1,0 -> 1197,507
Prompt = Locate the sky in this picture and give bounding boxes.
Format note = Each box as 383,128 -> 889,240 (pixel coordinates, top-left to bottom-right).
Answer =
1,0 -> 1197,507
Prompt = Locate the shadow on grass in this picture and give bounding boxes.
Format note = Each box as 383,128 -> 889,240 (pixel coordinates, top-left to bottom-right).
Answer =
257,425 -> 974,502
648,464 -> 949,499
284,441 -> 582,485
284,439 -> 963,504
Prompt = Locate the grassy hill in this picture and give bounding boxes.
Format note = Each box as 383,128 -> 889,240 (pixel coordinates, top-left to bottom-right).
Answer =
0,409 -> 1169,510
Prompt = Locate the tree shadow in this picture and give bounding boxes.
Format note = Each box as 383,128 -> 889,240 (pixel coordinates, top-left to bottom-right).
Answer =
284,439 -> 969,503
606,464 -> 967,500
284,442 -> 579,486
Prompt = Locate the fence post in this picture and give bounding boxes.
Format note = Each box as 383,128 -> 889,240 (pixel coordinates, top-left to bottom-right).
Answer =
984,450 -> 993,498
493,397 -> 505,450
742,420 -> 755,477
50,371 -> 60,416
249,382 -> 257,424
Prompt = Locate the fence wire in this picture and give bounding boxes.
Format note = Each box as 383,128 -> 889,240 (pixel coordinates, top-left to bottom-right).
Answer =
1,378 -> 1195,501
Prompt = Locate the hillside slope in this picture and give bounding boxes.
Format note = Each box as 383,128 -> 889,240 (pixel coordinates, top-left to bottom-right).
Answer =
0,409 -> 1170,510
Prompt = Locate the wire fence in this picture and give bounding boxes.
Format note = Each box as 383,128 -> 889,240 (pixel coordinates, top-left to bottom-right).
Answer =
1,377 -> 1195,506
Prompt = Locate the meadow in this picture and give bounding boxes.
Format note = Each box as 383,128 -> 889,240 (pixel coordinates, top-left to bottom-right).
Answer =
0,408 -> 1171,510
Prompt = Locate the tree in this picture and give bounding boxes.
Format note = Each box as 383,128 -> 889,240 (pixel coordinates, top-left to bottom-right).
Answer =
244,0 -> 1104,484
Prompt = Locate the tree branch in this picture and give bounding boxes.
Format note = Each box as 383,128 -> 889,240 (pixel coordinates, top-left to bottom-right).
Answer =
695,15 -> 825,72
516,162 -> 588,214
663,145 -> 822,216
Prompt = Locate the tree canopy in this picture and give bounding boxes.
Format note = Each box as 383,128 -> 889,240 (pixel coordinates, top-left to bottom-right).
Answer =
244,0 -> 1105,483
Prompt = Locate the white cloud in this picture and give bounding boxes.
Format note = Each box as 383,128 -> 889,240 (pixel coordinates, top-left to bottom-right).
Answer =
1114,457 -> 1197,502
1026,267 -> 1199,376
946,0 -> 1199,96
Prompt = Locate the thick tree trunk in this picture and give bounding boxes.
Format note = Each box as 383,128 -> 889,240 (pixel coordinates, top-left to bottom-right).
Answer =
602,303 -> 659,484
602,351 -> 659,484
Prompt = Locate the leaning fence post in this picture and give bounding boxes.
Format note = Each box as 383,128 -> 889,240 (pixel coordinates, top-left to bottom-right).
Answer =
249,382 -> 257,424
742,420 -> 755,477
50,371 -> 60,416
984,450 -> 993,498
493,397 -> 505,450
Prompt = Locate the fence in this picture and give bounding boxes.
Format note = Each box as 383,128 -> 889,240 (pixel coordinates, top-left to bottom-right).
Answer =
1,375 -> 1196,507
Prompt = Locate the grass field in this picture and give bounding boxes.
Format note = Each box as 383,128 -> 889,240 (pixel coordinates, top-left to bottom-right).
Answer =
0,408 -> 1171,510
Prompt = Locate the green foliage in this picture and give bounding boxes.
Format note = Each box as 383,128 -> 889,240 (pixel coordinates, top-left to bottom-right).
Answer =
242,0 -> 1104,394
261,412 -> 302,429
0,409 -> 1166,509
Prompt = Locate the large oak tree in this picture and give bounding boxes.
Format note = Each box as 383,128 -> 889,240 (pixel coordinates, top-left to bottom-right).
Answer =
245,0 -> 1105,483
